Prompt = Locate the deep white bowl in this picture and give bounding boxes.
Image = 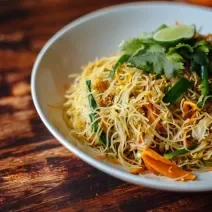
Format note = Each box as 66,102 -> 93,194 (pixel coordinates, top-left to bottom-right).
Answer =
31,2 -> 212,192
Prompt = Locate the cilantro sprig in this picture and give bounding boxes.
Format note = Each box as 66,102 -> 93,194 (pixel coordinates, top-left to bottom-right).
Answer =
109,24 -> 212,105
128,44 -> 184,79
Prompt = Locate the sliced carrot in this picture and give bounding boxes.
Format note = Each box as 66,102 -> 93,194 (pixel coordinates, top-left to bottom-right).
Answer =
144,160 -> 159,176
188,111 -> 198,124
130,167 -> 145,175
148,105 -> 158,124
95,80 -> 109,93
183,101 -> 199,112
143,148 -> 173,165
182,101 -> 199,119
107,158 -> 120,164
142,148 -> 196,181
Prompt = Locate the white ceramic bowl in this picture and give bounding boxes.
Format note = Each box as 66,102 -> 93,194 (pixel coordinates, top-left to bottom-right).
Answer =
31,2 -> 212,192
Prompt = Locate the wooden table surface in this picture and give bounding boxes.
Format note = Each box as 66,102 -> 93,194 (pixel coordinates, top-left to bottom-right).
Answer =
1,0 -> 212,211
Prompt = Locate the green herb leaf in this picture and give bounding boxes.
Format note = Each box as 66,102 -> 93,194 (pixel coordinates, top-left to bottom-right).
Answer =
128,47 -> 184,79
146,44 -> 165,53
108,54 -> 130,78
100,132 -> 109,145
89,113 -> 99,132
86,79 -> 92,91
201,65 -> 209,96
165,56 -> 184,78
168,43 -> 193,54
167,52 -> 183,62
128,52 -> 163,74
194,40 -> 211,54
163,78 -> 192,103
119,38 -> 145,55
86,80 -> 99,132
164,85 -> 170,94
197,95 -> 212,108
164,144 -> 198,159
192,51 -> 208,66
189,47 -> 211,108
86,80 -> 98,110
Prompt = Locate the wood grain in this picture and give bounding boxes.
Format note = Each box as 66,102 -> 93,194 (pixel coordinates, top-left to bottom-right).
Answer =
1,0 -> 212,211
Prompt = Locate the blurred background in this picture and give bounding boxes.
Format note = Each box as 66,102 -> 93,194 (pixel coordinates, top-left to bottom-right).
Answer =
177,0 -> 212,6
1,0 -> 211,55
179,0 -> 212,6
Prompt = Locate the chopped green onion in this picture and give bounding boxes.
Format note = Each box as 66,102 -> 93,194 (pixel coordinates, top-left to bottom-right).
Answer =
163,78 -> 192,104
100,132 -> 108,145
164,85 -> 170,94
164,144 -> 198,160
108,54 -> 130,78
86,80 -> 99,132
86,80 -> 110,145
201,65 -> 209,96
86,80 -> 98,110
197,95 -> 212,108
202,160 -> 212,167
197,65 -> 211,108
86,79 -> 92,92
89,113 -> 99,132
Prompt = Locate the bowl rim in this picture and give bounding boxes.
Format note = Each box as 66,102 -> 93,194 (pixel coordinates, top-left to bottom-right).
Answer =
31,1 -> 212,192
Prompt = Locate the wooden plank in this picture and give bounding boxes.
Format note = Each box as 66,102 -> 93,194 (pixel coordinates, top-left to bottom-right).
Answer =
1,0 -> 212,211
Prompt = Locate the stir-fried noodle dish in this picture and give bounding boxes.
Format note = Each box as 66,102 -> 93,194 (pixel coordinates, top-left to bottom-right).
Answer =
64,24 -> 212,181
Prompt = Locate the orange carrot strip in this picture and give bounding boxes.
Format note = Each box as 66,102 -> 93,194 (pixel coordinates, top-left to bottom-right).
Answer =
143,159 -> 159,176
130,167 -> 145,175
142,148 -> 196,181
183,101 -> 199,119
183,101 -> 199,112
143,148 -> 173,165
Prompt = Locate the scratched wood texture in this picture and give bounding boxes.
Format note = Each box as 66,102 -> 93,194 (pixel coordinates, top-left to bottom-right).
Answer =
1,0 -> 212,211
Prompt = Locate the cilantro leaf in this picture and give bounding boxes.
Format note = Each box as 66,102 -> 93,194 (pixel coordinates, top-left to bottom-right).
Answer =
192,51 -> 208,66
120,25 -> 169,56
147,44 -> 165,53
166,52 -> 184,76
128,49 -> 184,79
168,43 -> 193,56
118,25 -> 212,81
168,43 -> 193,62
119,38 -> 145,55
108,54 -> 130,78
164,55 -> 184,78
194,40 -> 211,54
120,31 -> 159,55
167,52 -> 183,62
